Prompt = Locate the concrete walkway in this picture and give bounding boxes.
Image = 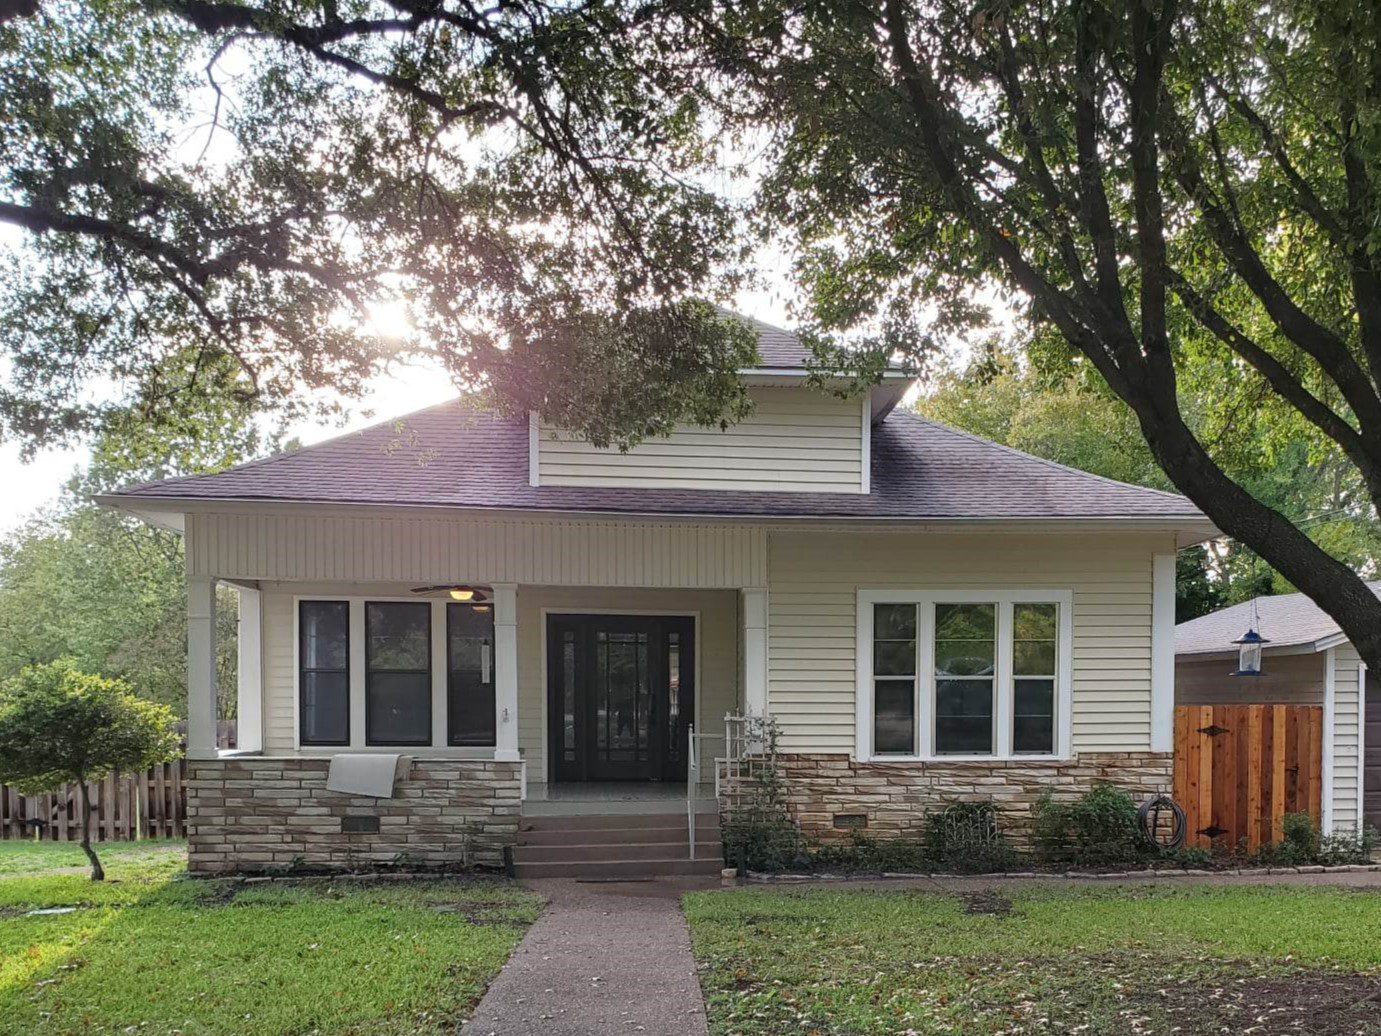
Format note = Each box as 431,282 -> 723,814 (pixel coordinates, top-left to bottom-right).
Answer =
467,877 -> 718,1035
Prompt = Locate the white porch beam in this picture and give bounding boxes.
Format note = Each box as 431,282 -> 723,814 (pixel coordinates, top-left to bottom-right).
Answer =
186,574 -> 219,759
1150,552 -> 1176,753
492,583 -> 520,760
742,587 -> 769,715
235,587 -> 263,752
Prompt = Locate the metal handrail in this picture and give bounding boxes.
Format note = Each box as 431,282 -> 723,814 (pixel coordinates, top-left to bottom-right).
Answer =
687,723 -> 697,861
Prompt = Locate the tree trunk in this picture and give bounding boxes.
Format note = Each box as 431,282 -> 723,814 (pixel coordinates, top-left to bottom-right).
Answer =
1134,402 -> 1381,674
78,780 -> 104,882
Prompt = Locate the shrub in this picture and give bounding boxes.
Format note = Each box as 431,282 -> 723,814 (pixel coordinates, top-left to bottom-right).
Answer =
1281,812 -> 1320,860
922,802 -> 1018,874
1167,845 -> 1213,869
1318,826 -> 1377,867
1032,783 -> 1149,867
809,834 -> 931,873
720,722 -> 804,873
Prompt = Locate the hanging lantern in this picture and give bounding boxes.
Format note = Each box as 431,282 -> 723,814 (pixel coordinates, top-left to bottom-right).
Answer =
1231,628 -> 1269,676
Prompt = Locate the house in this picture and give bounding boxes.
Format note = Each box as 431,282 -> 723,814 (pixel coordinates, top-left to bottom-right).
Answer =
1176,590 -> 1378,836
100,313 -> 1215,876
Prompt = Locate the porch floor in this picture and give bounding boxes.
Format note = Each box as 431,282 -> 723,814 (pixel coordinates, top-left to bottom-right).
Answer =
523,782 -> 718,816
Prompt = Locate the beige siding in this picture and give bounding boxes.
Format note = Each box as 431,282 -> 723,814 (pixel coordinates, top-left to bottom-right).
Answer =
765,530 -> 1171,754
255,583 -> 741,769
1176,653 -> 1325,705
261,590 -> 297,752
187,511 -> 766,588
1331,646 -> 1365,834
515,587 -> 740,785
537,386 -> 865,493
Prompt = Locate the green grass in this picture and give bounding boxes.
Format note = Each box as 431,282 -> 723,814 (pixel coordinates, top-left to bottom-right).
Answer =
0,838 -> 187,877
685,883 -> 1381,1035
0,840 -> 541,1035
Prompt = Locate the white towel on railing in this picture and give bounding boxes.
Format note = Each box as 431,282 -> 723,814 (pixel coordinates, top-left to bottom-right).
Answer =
326,754 -> 405,798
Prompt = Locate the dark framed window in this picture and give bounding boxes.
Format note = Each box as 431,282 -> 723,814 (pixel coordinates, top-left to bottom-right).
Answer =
299,601 -> 349,746
873,603 -> 917,754
365,601 -> 432,746
448,603 -> 496,746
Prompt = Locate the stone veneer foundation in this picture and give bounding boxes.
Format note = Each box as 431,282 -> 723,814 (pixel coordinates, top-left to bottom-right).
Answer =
759,752 -> 1174,847
186,757 -> 522,874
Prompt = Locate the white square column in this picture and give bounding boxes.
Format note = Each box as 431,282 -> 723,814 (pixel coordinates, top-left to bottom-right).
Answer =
235,587 -> 263,753
492,583 -> 520,761
1150,553 -> 1176,753
742,587 -> 769,716
186,574 -> 219,759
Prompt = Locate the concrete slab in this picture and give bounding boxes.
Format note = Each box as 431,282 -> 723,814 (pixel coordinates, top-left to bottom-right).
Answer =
466,876 -> 717,1035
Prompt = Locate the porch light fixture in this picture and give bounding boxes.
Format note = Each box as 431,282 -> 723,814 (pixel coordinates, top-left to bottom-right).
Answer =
1230,599 -> 1268,676
408,584 -> 489,604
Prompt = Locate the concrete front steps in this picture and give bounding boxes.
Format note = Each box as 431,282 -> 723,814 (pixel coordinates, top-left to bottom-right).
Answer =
512,811 -> 724,879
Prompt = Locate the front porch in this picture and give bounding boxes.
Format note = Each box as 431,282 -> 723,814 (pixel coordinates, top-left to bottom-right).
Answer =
181,570 -> 765,874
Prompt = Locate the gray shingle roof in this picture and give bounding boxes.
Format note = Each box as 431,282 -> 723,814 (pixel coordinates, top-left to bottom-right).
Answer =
724,310 -> 815,368
1175,584 -> 1381,656
108,401 -> 1206,523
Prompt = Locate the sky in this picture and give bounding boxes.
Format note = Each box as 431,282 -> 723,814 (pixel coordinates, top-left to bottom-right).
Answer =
0,281 -> 800,535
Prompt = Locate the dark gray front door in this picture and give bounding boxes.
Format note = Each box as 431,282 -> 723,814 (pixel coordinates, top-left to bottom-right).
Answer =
547,614 -> 694,783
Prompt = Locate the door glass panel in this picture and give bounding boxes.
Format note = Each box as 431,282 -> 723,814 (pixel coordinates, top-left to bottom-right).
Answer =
597,631 -> 650,764
562,630 -> 576,762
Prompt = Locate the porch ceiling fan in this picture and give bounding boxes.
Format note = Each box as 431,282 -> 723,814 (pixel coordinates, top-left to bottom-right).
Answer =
409,584 -> 490,603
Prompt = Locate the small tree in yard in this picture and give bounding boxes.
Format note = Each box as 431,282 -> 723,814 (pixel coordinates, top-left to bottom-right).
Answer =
0,660 -> 180,880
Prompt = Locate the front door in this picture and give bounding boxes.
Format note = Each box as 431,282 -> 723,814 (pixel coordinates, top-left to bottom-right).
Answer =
547,614 -> 695,782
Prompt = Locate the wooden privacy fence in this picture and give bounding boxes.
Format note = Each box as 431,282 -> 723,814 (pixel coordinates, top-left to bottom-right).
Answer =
1174,704 -> 1322,852
0,759 -> 187,841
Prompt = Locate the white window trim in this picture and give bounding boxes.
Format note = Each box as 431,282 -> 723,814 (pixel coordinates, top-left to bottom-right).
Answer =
855,588 -> 1074,763
293,594 -> 500,757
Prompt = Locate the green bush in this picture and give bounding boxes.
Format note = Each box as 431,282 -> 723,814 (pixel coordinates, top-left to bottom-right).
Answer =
1167,845 -> 1213,869
922,802 -> 1018,874
809,833 -> 931,873
1032,783 -> 1149,867
1252,817 -> 1375,867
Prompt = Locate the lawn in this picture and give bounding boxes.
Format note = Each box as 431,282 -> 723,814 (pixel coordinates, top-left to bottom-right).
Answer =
685,882 -> 1381,1035
0,840 -> 541,1035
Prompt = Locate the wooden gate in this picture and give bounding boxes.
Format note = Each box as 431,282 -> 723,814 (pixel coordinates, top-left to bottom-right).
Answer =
1173,704 -> 1322,851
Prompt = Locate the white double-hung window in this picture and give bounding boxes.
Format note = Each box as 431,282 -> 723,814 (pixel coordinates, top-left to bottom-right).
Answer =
857,590 -> 1073,761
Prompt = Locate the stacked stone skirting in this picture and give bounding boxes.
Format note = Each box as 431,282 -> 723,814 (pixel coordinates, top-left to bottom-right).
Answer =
753,752 -> 1173,848
186,757 -> 522,874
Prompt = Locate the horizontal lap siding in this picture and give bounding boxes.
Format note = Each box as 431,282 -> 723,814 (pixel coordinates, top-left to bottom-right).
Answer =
261,592 -> 296,752
537,387 -> 864,493
766,531 -> 1167,755
1176,653 -> 1326,705
1332,646 -> 1364,833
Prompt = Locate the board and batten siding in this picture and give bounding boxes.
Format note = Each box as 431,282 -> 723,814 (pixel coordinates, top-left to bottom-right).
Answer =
186,511 -> 767,589
765,530 -> 1172,755
1329,645 -> 1365,834
536,386 -> 866,493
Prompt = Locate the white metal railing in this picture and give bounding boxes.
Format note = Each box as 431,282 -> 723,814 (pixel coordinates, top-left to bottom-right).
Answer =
686,721 -> 730,860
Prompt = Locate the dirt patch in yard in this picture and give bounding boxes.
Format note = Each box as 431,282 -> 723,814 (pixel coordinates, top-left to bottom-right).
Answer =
1124,967 -> 1381,1034
959,889 -> 1012,916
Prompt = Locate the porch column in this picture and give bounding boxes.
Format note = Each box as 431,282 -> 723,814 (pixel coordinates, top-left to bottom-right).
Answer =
492,583 -> 520,761
186,574 -> 218,759
235,587 -> 263,753
742,587 -> 769,715
1150,552 -> 1176,753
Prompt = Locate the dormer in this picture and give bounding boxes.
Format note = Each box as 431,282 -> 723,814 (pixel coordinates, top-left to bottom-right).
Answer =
529,314 -> 914,494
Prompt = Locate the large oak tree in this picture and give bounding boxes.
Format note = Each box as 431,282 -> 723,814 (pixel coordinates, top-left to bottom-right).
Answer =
672,0 -> 1381,670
